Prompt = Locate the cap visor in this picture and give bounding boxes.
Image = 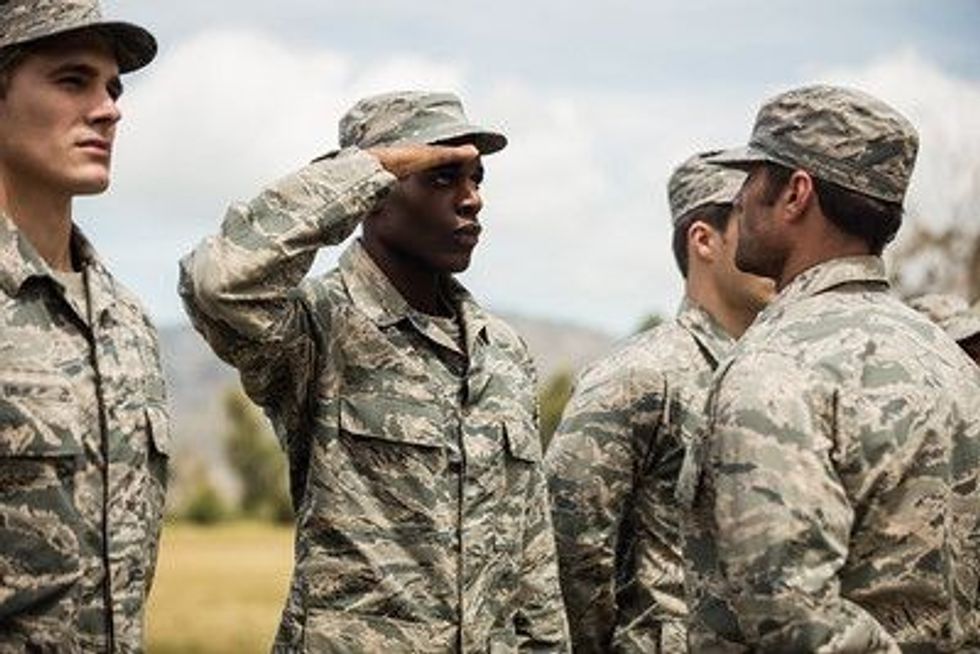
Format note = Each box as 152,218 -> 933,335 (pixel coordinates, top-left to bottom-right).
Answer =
96,21 -> 157,73
706,145 -> 776,171
431,127 -> 507,155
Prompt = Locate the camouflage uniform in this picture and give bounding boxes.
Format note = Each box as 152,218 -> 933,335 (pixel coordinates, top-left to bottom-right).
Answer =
0,2 -> 163,652
545,153 -> 743,653
179,92 -> 569,653
679,86 -> 980,651
0,217 -> 170,653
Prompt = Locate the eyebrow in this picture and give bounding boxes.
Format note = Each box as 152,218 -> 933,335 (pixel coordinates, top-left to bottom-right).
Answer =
49,62 -> 124,98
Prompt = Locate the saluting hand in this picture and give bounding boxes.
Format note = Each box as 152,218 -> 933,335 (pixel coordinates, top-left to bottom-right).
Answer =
369,144 -> 480,179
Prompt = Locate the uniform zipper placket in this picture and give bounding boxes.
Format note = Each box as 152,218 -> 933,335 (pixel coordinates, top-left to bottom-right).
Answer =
89,314 -> 116,652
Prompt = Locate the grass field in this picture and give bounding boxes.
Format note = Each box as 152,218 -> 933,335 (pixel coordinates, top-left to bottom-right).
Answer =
146,521 -> 294,653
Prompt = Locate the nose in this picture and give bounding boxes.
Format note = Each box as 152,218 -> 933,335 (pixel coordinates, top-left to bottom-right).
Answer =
89,91 -> 121,128
457,180 -> 482,218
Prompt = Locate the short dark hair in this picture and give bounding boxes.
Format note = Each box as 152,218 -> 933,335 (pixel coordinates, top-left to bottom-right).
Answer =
762,163 -> 903,255
671,202 -> 732,278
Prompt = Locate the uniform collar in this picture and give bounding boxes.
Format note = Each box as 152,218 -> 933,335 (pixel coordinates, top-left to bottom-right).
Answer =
0,210 -> 53,298
676,296 -> 735,367
764,255 -> 889,319
340,239 -> 489,353
0,211 -> 117,322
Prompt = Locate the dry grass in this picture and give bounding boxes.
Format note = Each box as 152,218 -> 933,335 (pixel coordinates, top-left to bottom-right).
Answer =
146,521 -> 293,654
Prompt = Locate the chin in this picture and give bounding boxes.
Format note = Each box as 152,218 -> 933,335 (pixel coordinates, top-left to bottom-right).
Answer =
438,254 -> 473,274
72,176 -> 111,195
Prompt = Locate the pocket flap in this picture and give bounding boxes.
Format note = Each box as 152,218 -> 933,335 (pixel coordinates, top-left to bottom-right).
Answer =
339,396 -> 444,449
503,420 -> 541,463
145,407 -> 172,457
0,376 -> 82,458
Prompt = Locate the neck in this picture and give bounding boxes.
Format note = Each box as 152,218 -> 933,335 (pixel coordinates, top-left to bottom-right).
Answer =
686,276 -> 754,339
0,174 -> 74,271
361,237 -> 446,316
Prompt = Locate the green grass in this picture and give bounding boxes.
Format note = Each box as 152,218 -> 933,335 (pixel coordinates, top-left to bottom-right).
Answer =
146,521 -> 293,653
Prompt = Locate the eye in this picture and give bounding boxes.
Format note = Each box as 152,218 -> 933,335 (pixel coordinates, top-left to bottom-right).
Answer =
58,74 -> 86,90
427,167 -> 459,188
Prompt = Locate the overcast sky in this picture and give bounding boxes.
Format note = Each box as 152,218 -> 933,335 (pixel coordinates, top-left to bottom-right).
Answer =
84,1 -> 980,335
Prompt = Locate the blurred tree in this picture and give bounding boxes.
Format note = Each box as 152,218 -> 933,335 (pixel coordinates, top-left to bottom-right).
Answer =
538,368 -> 575,450
224,388 -> 293,523
179,464 -> 228,525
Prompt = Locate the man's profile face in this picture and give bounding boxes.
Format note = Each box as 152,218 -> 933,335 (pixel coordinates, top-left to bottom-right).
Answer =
367,152 -> 485,274
734,165 -> 786,281
0,32 -> 122,199
715,207 -> 777,314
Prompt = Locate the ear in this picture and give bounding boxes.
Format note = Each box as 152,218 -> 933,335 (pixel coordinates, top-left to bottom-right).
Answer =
688,220 -> 718,265
782,170 -> 816,223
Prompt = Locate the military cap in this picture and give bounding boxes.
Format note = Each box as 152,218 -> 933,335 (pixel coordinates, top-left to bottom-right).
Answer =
667,150 -> 745,225
335,90 -> 507,155
0,0 -> 155,73
908,293 -> 980,344
710,85 -> 918,204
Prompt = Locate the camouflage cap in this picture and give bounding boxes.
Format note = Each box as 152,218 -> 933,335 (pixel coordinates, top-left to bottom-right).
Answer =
335,90 -> 507,155
710,85 -> 918,204
0,0 -> 156,73
908,293 -> 980,344
667,150 -> 745,225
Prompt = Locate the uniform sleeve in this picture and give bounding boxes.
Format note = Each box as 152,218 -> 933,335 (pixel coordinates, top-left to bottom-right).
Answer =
178,149 -> 395,431
703,351 -> 899,653
512,350 -> 572,652
543,364 -> 663,652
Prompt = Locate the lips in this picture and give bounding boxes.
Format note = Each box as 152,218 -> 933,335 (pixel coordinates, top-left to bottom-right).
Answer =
453,223 -> 482,247
77,138 -> 111,155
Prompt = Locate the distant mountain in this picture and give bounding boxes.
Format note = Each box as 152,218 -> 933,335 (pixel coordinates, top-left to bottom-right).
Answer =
157,315 -> 616,498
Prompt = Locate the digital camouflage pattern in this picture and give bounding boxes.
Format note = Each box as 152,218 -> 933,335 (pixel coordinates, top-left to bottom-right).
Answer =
710,85 -> 918,204
667,151 -> 744,224
545,298 -> 733,653
0,0 -> 156,73
679,256 -> 980,652
317,91 -> 507,160
908,292 -> 980,344
179,148 -> 569,652
0,213 -> 170,652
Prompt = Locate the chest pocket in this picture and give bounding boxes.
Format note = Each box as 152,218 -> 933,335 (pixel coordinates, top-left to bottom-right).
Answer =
0,372 -> 85,621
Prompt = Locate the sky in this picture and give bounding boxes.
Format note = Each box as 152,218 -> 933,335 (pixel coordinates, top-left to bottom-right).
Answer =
83,1 -> 980,336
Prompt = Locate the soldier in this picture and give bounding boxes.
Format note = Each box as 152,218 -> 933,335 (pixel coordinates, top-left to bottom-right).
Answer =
0,1 -> 167,652
179,91 -> 569,652
545,153 -> 774,652
678,85 -> 980,651
908,293 -> 980,366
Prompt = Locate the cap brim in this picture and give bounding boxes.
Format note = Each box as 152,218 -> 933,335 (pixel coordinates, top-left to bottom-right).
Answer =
706,145 -> 778,171
311,124 -> 507,163
20,21 -> 158,73
429,125 -> 507,155
95,22 -> 158,73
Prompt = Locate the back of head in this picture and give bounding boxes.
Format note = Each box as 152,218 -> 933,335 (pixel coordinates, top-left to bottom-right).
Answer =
667,151 -> 744,278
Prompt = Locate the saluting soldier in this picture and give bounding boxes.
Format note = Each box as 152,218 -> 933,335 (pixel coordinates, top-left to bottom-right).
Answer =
180,91 -> 569,652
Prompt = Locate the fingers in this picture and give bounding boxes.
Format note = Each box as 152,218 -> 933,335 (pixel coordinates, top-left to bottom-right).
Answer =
369,143 -> 480,178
